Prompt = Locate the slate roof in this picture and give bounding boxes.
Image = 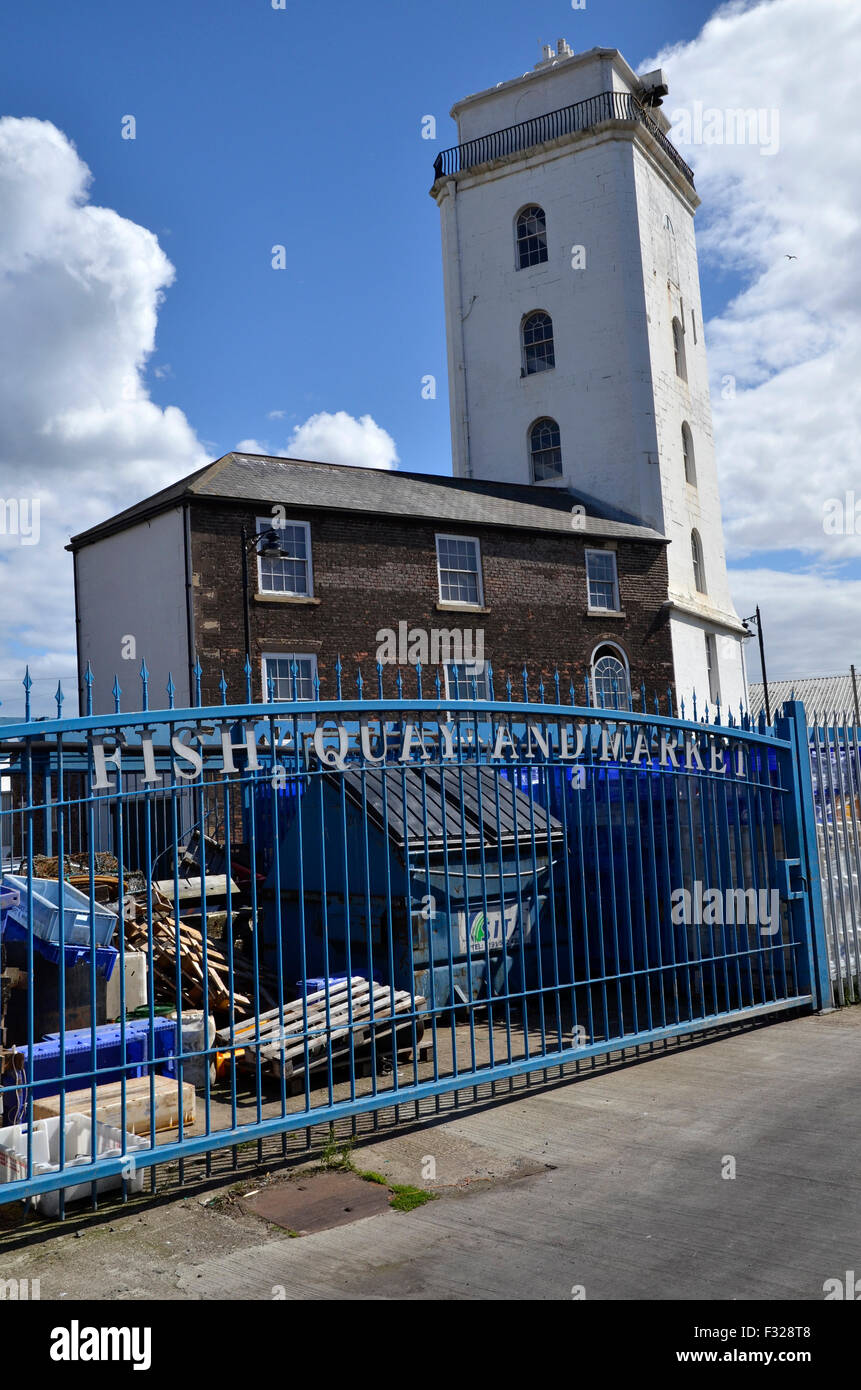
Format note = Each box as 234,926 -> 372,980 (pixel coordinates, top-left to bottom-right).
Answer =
68,452 -> 666,549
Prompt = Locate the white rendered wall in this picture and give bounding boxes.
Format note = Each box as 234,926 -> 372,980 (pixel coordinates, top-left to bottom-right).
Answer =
75,508 -> 190,715
434,45 -> 748,713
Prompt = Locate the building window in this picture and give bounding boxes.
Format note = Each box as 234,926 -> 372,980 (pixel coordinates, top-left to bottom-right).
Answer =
682,422 -> 696,484
529,417 -> 563,481
256,517 -> 312,596
665,215 -> 679,286
705,633 -> 720,704
436,534 -> 484,606
591,644 -> 631,709
522,311 -> 555,375
516,205 -> 548,269
585,549 -> 620,612
691,529 -> 706,593
672,317 -> 687,381
262,653 -> 317,702
444,661 -> 491,700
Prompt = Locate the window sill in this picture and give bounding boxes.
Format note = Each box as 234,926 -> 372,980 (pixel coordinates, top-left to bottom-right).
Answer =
435,601 -> 490,615
586,608 -> 626,619
254,593 -> 320,605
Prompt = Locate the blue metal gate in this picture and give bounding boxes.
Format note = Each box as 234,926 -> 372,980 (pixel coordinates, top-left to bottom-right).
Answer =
0,664 -> 831,1213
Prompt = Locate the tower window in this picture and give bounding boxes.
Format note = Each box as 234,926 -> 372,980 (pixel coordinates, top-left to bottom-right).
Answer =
672,317 -> 687,380
691,529 -> 706,593
681,422 -> 696,485
591,644 -> 631,710
665,214 -> 679,286
705,633 -> 720,704
585,549 -> 620,612
529,417 -> 562,481
522,311 -> 555,374
516,205 -> 548,269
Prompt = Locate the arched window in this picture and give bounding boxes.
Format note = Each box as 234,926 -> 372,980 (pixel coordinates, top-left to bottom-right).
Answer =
665,214 -> 679,285
672,317 -> 687,380
591,644 -> 631,710
681,422 -> 696,484
516,205 -> 548,269
522,311 -> 555,374
691,529 -> 706,593
529,417 -> 562,481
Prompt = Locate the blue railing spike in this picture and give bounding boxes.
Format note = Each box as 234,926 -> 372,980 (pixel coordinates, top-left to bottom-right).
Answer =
218,670 -> 228,704
356,668 -> 364,698
487,661 -> 494,700
451,663 -> 460,699
415,660 -> 423,699
569,681 -> 576,707
395,668 -> 403,698
139,659 -> 149,711
435,668 -> 442,699
313,667 -> 321,700
376,660 -> 384,700
553,668 -> 561,703
505,675 -> 513,702
521,664 -> 529,702
84,662 -> 94,717
112,675 -> 122,713
22,665 -> 32,721
55,680 -> 64,717
538,677 -> 545,703
193,660 -> 203,706
335,656 -> 343,699
166,671 -> 176,708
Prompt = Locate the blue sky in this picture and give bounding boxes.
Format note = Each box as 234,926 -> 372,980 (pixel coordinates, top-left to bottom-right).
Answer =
2,0 -> 732,476
0,0 -> 859,711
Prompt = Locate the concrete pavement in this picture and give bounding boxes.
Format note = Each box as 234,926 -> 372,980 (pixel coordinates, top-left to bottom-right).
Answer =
1,1007 -> 859,1300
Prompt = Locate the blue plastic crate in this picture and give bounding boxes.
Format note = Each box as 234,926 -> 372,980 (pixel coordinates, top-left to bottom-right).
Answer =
298,975 -> 351,996
1,875 -> 117,948
0,914 -> 118,980
0,886 -> 19,924
13,1032 -> 149,1101
43,1018 -> 177,1073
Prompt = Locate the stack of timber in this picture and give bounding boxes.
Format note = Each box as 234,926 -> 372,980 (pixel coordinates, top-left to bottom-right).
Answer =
123,889 -> 275,1021
215,977 -> 424,1083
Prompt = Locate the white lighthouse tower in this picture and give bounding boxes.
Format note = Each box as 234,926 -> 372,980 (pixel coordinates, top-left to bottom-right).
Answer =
431,41 -> 747,714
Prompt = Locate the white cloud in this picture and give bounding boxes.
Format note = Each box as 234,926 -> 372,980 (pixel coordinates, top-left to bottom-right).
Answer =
285,411 -> 399,471
648,0 -> 861,674
0,117 -> 206,690
236,411 -> 399,472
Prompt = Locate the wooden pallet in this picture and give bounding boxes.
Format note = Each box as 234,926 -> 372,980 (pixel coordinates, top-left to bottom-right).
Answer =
215,977 -> 425,1082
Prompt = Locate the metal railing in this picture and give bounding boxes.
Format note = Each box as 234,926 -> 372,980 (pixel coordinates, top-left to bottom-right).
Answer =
808,712 -> 861,1003
0,661 -> 829,1216
433,89 -> 695,187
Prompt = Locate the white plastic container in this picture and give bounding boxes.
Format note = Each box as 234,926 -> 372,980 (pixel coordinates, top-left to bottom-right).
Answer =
2,874 -> 117,948
0,1113 -> 147,1215
169,1010 -> 216,1090
105,949 -> 148,1019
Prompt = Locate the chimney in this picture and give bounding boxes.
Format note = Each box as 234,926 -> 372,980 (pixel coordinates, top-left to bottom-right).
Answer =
556,38 -> 574,58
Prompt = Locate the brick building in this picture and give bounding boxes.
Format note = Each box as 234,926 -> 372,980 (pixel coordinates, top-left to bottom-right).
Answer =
69,451 -> 674,713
